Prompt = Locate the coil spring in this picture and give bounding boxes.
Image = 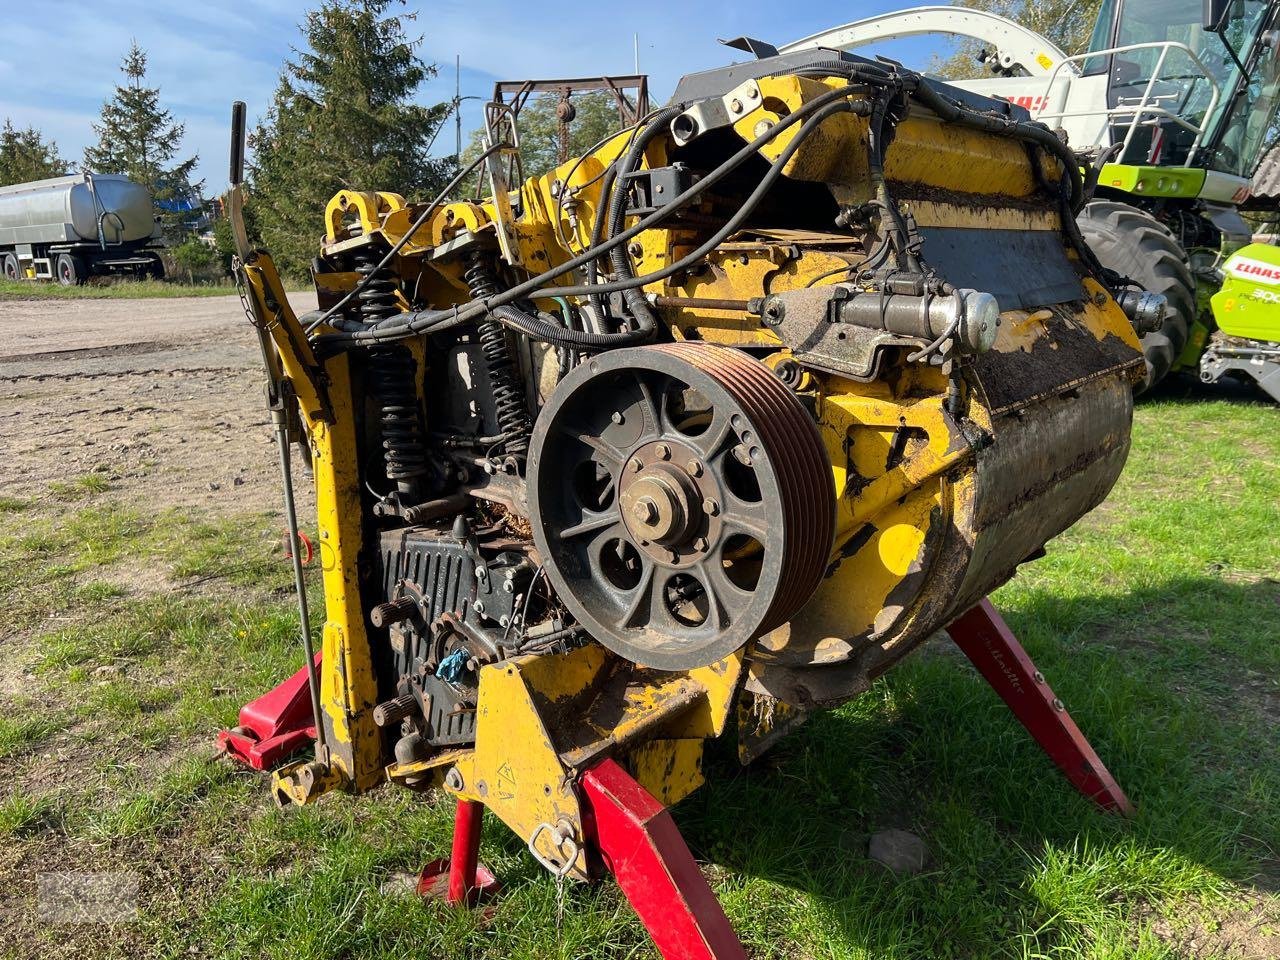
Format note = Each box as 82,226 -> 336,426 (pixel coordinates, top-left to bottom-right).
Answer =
353,250 -> 428,487
464,252 -> 531,461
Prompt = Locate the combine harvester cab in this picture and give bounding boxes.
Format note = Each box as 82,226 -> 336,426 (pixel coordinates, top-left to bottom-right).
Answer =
221,37 -> 1157,957
785,0 -> 1280,397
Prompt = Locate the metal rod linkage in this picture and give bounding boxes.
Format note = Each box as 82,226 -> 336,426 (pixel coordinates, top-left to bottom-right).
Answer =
272,397 -> 327,757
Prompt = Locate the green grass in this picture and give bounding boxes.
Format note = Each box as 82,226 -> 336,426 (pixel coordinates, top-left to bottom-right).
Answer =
0,276 -> 310,300
0,791 -> 53,838
0,713 -> 65,759
0,394 -> 1276,959
48,472 -> 111,500
0,278 -> 241,299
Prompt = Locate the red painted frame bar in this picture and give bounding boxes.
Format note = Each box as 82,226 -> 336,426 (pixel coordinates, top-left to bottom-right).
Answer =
216,652 -> 321,770
447,799 -> 484,905
945,598 -> 1134,816
416,799 -> 501,906
580,758 -> 748,960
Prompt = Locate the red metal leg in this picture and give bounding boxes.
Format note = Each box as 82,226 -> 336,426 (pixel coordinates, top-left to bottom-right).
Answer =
216,652 -> 321,770
448,800 -> 483,905
417,799 -> 500,906
581,759 -> 747,960
946,598 -> 1134,816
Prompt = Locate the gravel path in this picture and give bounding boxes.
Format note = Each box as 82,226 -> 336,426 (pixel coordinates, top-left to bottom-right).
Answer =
0,293 -> 317,512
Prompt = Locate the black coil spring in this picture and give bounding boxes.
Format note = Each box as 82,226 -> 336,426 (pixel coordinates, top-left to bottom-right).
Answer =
464,253 -> 531,460
353,251 -> 428,485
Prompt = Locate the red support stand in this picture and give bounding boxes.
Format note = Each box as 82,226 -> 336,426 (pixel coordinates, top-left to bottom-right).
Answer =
580,759 -> 748,960
945,598 -> 1134,816
417,799 -> 501,907
225,595 -> 1131,958
216,652 -> 322,770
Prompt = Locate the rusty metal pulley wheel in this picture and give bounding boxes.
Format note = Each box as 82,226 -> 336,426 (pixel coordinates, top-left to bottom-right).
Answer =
528,342 -> 835,670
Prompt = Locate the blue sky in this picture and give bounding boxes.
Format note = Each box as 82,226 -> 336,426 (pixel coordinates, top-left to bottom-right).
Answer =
5,1 -> 952,192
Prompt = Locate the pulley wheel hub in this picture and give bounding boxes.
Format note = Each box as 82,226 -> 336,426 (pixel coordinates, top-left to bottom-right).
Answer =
528,342 -> 835,670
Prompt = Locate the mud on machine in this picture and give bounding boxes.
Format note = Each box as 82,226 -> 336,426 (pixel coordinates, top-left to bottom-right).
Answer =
218,38 -> 1154,958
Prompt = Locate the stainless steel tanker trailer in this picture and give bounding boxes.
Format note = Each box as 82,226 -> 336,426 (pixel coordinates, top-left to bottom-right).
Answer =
0,173 -> 165,284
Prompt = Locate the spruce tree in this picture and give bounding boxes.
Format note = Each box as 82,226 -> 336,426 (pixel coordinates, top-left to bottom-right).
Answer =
0,121 -> 68,186
84,41 -> 202,233
249,0 -> 453,275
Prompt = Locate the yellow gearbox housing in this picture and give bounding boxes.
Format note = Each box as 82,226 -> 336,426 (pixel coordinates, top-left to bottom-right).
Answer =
238,49 -> 1143,878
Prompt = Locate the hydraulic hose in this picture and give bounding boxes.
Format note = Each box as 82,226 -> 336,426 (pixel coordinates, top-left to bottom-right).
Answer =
605,105 -> 685,338
536,99 -> 872,301
314,80 -> 868,350
794,59 -> 1085,213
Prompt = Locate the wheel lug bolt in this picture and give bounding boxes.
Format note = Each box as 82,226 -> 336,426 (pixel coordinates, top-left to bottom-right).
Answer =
611,410 -> 625,424
628,457 -> 643,473
655,443 -> 670,460
703,497 -> 720,516
694,536 -> 709,551
687,458 -> 704,477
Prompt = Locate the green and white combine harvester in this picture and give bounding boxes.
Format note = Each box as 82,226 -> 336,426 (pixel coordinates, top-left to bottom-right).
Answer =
785,0 -> 1280,400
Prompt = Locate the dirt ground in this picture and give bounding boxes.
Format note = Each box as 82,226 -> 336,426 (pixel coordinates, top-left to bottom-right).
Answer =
0,293 -> 317,514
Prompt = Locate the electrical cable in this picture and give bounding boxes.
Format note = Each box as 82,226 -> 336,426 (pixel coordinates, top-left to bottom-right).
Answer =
552,108 -> 663,256
363,97 -> 870,354
313,81 -> 872,351
305,143 -> 508,334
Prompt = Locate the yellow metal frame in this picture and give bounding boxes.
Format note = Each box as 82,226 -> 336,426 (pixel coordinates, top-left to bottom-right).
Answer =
231,64 -> 1142,858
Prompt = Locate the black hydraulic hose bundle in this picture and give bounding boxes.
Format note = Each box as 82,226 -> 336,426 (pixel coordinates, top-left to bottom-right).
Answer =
311,80 -> 873,352
467,108 -> 689,354
311,57 -> 1085,355
605,105 -> 685,337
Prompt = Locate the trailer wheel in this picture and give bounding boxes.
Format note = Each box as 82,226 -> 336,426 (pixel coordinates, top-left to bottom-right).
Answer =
1,254 -> 20,282
1076,201 -> 1196,392
55,253 -> 85,286
143,254 -> 165,280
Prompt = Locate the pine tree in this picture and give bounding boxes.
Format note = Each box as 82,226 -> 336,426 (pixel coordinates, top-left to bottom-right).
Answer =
84,41 -> 202,233
249,0 -> 454,275
0,121 -> 68,186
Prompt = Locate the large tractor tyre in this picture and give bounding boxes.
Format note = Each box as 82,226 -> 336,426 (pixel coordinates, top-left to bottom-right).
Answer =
1076,200 -> 1197,392
55,252 -> 86,287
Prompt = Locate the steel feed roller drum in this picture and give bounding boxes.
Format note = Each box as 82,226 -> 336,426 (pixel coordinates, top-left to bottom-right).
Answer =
528,342 -> 836,671
0,174 -> 155,245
